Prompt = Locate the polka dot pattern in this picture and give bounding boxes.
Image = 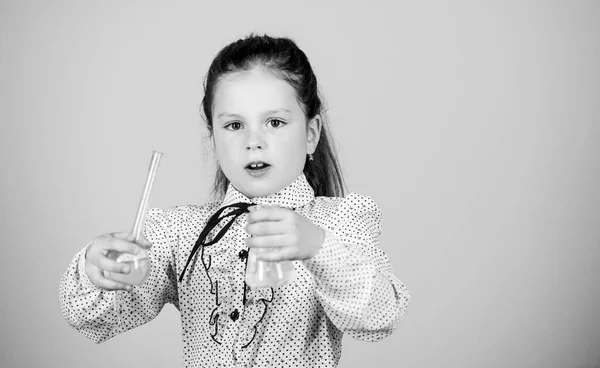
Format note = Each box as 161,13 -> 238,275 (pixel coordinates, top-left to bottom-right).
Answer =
59,173 -> 411,367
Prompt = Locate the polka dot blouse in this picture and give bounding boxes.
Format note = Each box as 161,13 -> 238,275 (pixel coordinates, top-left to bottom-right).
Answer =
59,173 -> 410,367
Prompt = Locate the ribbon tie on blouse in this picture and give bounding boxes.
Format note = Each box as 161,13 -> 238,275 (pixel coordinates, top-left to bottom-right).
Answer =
179,202 -> 256,283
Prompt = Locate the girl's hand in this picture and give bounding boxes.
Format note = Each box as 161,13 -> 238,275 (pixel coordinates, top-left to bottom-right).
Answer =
245,205 -> 325,261
85,232 -> 152,291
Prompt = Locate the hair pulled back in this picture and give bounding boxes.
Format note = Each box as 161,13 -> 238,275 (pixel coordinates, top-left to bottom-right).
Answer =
202,34 -> 345,198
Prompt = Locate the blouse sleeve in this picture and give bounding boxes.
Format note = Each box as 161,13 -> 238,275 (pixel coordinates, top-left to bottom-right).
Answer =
58,207 -> 182,343
302,193 -> 411,341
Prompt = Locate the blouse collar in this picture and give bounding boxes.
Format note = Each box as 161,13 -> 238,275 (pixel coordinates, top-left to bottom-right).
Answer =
221,172 -> 315,209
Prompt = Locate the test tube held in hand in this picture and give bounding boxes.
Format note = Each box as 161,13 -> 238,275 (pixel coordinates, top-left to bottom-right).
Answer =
245,205 -> 297,288
130,151 -> 163,244
105,151 -> 163,286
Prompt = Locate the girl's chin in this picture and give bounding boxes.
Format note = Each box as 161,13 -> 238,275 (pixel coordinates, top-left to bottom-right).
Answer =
233,180 -> 287,199
237,185 -> 279,199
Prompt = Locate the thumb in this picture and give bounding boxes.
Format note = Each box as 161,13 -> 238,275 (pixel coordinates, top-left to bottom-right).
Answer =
121,231 -> 152,249
137,233 -> 153,249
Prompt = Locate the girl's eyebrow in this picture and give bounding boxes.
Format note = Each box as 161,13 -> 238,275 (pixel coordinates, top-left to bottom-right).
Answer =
263,108 -> 292,115
217,112 -> 242,119
216,109 -> 292,119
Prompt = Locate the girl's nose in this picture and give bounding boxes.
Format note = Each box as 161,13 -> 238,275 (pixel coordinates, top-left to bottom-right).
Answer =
245,128 -> 266,150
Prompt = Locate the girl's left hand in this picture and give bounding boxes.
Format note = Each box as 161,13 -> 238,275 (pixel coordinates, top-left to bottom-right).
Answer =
245,204 -> 325,261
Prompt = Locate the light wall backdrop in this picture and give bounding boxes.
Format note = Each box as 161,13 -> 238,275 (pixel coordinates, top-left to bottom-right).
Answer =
1,1 -> 599,367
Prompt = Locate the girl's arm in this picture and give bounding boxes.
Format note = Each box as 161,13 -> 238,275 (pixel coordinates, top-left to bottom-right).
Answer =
303,193 -> 411,341
59,208 -> 180,343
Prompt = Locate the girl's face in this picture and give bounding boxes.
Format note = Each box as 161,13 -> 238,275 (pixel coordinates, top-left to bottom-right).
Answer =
212,67 -> 321,198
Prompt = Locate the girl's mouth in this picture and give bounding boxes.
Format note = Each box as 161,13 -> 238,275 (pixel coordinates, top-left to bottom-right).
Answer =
245,162 -> 271,177
246,162 -> 270,170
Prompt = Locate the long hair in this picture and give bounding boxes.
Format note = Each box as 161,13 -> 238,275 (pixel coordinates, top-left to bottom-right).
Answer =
202,34 -> 345,198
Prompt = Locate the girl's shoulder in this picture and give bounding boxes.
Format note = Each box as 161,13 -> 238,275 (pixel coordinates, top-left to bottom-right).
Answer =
310,192 -> 383,241
311,192 -> 382,226
314,192 -> 381,215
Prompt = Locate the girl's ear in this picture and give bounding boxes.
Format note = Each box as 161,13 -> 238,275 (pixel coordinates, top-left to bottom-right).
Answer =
306,115 -> 322,154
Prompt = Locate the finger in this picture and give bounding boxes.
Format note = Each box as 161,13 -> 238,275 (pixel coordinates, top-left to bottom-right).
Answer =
96,274 -> 134,291
245,234 -> 289,248
248,203 -> 279,212
86,265 -> 132,291
113,231 -> 152,249
95,256 -> 133,274
255,247 -> 297,262
245,220 -> 286,236
247,205 -> 288,224
105,233 -> 143,255
137,233 -> 152,249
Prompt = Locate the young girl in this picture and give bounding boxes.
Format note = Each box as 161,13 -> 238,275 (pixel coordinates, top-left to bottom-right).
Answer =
59,34 -> 410,367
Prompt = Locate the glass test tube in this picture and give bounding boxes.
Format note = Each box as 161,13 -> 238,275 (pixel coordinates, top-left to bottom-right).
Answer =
105,151 -> 163,285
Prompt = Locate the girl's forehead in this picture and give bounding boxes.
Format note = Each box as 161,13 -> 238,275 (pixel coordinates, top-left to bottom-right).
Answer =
213,68 -> 302,114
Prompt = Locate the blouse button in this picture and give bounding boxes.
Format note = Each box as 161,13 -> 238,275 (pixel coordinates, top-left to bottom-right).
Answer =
238,249 -> 248,260
230,309 -> 239,321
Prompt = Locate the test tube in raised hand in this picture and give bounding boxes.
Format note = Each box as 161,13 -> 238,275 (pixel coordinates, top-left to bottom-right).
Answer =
128,151 -> 163,248
105,151 -> 163,285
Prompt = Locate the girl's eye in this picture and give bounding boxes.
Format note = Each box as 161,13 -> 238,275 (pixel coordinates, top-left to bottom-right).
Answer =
268,119 -> 286,128
226,122 -> 242,131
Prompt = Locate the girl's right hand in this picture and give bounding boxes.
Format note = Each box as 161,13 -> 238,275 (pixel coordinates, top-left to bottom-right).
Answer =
84,232 -> 152,291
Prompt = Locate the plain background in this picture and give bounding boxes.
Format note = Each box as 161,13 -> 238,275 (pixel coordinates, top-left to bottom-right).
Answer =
1,1 -> 599,367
